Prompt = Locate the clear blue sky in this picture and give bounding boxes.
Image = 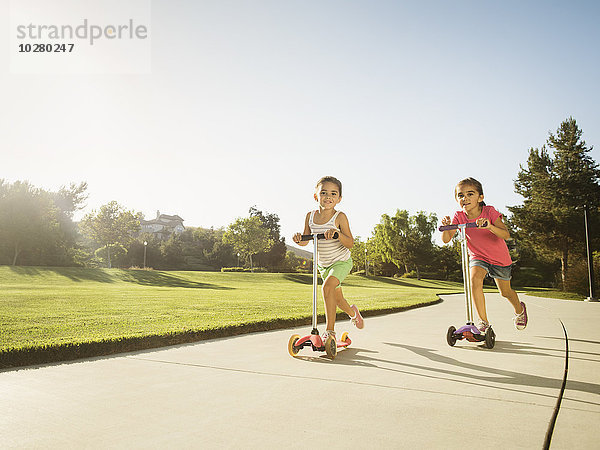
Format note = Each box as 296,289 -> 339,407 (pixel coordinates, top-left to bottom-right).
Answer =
2,0 -> 599,247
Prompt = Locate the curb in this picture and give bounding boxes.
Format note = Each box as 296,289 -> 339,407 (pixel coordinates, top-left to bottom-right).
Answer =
1,298 -> 443,370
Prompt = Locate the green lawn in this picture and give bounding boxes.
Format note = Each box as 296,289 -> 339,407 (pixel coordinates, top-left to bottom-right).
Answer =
0,266 -> 579,368
1,266 -> 460,352
516,286 -> 588,301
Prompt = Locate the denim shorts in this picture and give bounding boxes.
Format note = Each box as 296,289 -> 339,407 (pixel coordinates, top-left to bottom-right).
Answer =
470,259 -> 512,281
318,257 -> 353,287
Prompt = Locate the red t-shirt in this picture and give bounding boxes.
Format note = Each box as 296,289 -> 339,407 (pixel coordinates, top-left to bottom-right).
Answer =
452,205 -> 512,266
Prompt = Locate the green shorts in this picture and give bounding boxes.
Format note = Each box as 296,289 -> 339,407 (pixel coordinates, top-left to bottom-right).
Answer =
318,257 -> 353,287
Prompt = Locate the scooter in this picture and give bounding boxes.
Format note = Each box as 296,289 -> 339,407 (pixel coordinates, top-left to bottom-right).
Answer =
288,232 -> 351,359
438,223 -> 495,349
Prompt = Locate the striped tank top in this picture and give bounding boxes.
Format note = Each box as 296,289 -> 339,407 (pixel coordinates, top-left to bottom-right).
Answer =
309,210 -> 351,267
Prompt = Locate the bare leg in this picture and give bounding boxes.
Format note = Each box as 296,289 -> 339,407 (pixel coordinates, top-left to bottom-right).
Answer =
334,286 -> 354,317
322,276 -> 341,331
470,266 -> 489,323
494,278 -> 523,314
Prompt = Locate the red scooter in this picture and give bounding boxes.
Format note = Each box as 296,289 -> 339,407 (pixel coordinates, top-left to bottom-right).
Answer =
288,232 -> 351,359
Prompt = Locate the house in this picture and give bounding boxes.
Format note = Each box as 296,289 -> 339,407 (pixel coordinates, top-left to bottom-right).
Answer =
140,210 -> 185,239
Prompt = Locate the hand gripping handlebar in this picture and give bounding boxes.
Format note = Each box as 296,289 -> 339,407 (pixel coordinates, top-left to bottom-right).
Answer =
300,232 -> 339,241
438,222 -> 482,231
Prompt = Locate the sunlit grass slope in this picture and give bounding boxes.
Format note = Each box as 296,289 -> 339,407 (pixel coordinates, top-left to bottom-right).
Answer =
0,266 -> 464,366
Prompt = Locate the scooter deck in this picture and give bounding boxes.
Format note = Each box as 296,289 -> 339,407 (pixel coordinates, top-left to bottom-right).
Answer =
447,323 -> 495,348
336,339 -> 351,348
294,334 -> 351,351
455,324 -> 486,342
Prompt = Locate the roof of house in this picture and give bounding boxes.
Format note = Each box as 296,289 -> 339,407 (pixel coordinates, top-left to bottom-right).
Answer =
140,213 -> 185,228
159,214 -> 183,221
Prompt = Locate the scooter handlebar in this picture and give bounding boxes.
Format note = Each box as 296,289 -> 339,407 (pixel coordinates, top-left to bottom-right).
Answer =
438,222 -> 481,231
300,232 -> 339,241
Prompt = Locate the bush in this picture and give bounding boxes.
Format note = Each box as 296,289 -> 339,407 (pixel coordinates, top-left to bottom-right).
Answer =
221,267 -> 268,273
511,266 -> 550,288
563,253 -> 600,296
401,270 -> 418,279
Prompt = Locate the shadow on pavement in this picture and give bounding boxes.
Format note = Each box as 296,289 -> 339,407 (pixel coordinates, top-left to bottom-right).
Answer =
539,335 -> 600,346
383,341 -> 600,399
291,342 -> 600,406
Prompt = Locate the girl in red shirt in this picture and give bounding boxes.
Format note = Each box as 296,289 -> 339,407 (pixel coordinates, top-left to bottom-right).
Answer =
441,177 -> 528,332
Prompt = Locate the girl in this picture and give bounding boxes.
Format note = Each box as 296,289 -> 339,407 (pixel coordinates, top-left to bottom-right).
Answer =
441,177 -> 528,332
292,176 -> 364,341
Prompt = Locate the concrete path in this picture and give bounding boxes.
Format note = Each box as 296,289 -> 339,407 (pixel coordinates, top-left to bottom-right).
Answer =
1,294 -> 599,449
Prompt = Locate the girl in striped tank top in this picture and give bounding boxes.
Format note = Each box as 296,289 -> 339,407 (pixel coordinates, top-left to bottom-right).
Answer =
292,176 -> 364,341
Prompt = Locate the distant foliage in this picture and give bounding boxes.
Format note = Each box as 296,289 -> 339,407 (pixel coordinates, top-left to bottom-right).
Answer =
563,252 -> 600,296
79,201 -> 141,268
221,267 -> 268,273
223,215 -> 273,272
0,179 -> 87,266
509,117 -> 600,289
372,209 -> 437,279
249,206 -> 287,270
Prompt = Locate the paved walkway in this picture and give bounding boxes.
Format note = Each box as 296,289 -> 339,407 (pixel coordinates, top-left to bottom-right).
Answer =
1,294 -> 599,449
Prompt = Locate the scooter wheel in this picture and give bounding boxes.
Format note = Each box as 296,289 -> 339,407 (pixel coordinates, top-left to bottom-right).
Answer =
446,326 -> 457,347
288,334 -> 301,357
325,335 -> 337,359
484,327 -> 496,349
341,331 -> 350,343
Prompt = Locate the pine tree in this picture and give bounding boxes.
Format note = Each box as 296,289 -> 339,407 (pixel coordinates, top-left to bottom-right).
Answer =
509,118 -> 600,287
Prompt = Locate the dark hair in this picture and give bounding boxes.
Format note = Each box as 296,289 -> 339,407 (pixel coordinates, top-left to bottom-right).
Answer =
456,177 -> 486,206
316,176 -> 342,196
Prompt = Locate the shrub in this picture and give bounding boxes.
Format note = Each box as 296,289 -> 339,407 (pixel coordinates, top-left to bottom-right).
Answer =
128,266 -> 154,271
563,253 -> 600,296
511,266 -> 550,288
221,267 -> 268,273
401,270 -> 418,279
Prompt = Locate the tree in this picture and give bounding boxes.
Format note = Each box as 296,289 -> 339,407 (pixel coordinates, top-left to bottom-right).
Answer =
124,233 -> 162,269
351,237 -> 367,273
372,209 -> 437,279
351,237 -> 377,275
0,180 -> 60,265
95,243 -> 128,268
433,241 -> 461,281
223,216 -> 273,271
50,182 -> 89,265
249,206 -> 286,270
509,118 -> 600,288
0,180 -> 88,266
53,182 -> 89,219
159,235 -> 186,269
79,201 -> 141,268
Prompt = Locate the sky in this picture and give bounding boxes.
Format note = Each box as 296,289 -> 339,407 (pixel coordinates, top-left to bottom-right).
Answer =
2,0 -> 599,248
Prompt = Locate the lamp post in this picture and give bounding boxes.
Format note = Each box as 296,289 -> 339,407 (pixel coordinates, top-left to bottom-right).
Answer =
237,252 -> 240,267
584,205 -> 597,302
364,244 -> 368,277
143,241 -> 147,269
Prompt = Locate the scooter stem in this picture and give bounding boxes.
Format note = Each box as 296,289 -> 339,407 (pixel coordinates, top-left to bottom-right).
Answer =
312,233 -> 319,331
458,225 -> 474,324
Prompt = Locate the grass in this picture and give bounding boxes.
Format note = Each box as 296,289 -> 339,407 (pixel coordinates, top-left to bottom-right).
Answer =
0,266 -> 466,368
1,266 -> 582,368
517,286 -> 588,301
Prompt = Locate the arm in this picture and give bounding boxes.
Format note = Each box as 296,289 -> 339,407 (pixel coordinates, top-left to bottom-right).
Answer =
292,213 -> 312,246
476,216 -> 511,240
328,212 -> 354,249
440,216 -> 457,243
